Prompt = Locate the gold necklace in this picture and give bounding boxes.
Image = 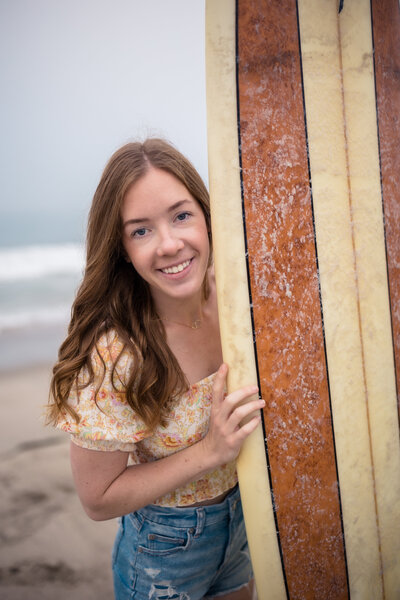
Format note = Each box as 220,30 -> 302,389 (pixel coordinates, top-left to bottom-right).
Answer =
159,316 -> 203,330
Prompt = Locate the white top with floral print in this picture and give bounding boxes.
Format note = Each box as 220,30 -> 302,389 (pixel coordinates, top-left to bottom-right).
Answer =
55,330 -> 237,507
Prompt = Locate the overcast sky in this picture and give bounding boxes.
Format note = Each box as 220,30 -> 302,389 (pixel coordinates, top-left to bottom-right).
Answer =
0,0 -> 207,245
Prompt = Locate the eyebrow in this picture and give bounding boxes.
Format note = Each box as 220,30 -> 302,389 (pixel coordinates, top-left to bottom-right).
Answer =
122,199 -> 192,228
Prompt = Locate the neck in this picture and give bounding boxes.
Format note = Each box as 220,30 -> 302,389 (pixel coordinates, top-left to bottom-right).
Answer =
158,300 -> 203,326
153,293 -> 204,328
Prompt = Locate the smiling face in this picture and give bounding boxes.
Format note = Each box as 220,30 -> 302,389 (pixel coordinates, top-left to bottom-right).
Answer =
121,167 -> 210,310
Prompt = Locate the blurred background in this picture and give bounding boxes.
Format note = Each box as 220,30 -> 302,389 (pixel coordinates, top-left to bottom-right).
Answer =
0,1 -> 207,597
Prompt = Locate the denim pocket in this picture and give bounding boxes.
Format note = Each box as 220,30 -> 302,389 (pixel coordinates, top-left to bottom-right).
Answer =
136,519 -> 193,556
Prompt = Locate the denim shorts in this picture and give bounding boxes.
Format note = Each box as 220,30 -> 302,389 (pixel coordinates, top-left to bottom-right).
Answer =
112,485 -> 253,599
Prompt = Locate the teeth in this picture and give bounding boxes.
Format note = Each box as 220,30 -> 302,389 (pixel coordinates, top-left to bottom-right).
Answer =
161,260 -> 190,274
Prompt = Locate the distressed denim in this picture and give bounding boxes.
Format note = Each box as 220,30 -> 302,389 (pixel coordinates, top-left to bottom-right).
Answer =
112,485 -> 252,599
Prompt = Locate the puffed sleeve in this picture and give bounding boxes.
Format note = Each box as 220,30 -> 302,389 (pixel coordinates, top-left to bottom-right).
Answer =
55,330 -> 149,452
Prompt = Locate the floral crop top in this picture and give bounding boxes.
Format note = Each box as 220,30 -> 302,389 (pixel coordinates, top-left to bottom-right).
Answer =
55,330 -> 237,507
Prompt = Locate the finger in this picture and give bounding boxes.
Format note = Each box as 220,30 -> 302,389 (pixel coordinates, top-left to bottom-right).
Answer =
237,414 -> 262,440
228,398 -> 265,430
220,385 -> 259,420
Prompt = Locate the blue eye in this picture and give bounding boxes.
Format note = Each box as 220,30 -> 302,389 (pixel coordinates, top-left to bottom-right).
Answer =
132,227 -> 147,238
176,212 -> 190,222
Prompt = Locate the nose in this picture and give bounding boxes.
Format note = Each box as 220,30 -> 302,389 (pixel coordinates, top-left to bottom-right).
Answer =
156,226 -> 184,256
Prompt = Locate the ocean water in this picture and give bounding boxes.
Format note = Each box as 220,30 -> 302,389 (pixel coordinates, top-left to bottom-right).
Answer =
0,242 -> 85,371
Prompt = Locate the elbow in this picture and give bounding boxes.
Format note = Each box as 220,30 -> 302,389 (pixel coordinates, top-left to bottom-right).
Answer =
85,506 -> 110,522
80,497 -> 116,522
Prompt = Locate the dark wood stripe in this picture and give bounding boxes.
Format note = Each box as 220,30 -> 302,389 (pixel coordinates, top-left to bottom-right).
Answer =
234,1 -> 290,594
236,1 -> 348,597
371,0 -> 400,423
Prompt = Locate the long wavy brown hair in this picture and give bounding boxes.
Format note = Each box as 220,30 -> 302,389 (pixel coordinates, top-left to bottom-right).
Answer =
47,138 -> 211,430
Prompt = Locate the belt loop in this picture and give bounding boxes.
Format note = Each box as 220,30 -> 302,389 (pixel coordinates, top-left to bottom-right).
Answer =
194,507 -> 205,537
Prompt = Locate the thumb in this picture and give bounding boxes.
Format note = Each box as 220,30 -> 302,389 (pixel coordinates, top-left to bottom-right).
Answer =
212,363 -> 228,407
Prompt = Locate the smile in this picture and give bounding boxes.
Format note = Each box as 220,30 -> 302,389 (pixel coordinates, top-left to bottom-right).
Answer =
160,259 -> 191,274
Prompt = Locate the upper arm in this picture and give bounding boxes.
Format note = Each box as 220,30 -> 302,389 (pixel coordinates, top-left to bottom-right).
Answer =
70,440 -> 129,519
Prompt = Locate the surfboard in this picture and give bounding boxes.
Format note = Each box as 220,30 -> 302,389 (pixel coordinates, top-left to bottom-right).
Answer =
205,1 -> 400,598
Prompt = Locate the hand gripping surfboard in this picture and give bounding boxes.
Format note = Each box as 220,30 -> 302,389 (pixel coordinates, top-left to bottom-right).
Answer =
205,1 -> 400,598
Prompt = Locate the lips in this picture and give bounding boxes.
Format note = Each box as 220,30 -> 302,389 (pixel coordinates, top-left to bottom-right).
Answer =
160,259 -> 191,275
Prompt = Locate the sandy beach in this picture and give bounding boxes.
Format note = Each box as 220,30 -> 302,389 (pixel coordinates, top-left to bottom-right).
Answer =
0,363 -> 117,599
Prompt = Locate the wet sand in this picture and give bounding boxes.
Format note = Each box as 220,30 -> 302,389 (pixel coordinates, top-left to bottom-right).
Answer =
0,364 -> 117,599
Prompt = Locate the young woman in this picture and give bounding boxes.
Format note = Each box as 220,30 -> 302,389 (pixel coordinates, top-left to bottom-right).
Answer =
48,139 -> 264,599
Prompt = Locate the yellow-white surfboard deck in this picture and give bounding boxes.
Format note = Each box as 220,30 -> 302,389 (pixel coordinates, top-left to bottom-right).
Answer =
206,1 -> 400,598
